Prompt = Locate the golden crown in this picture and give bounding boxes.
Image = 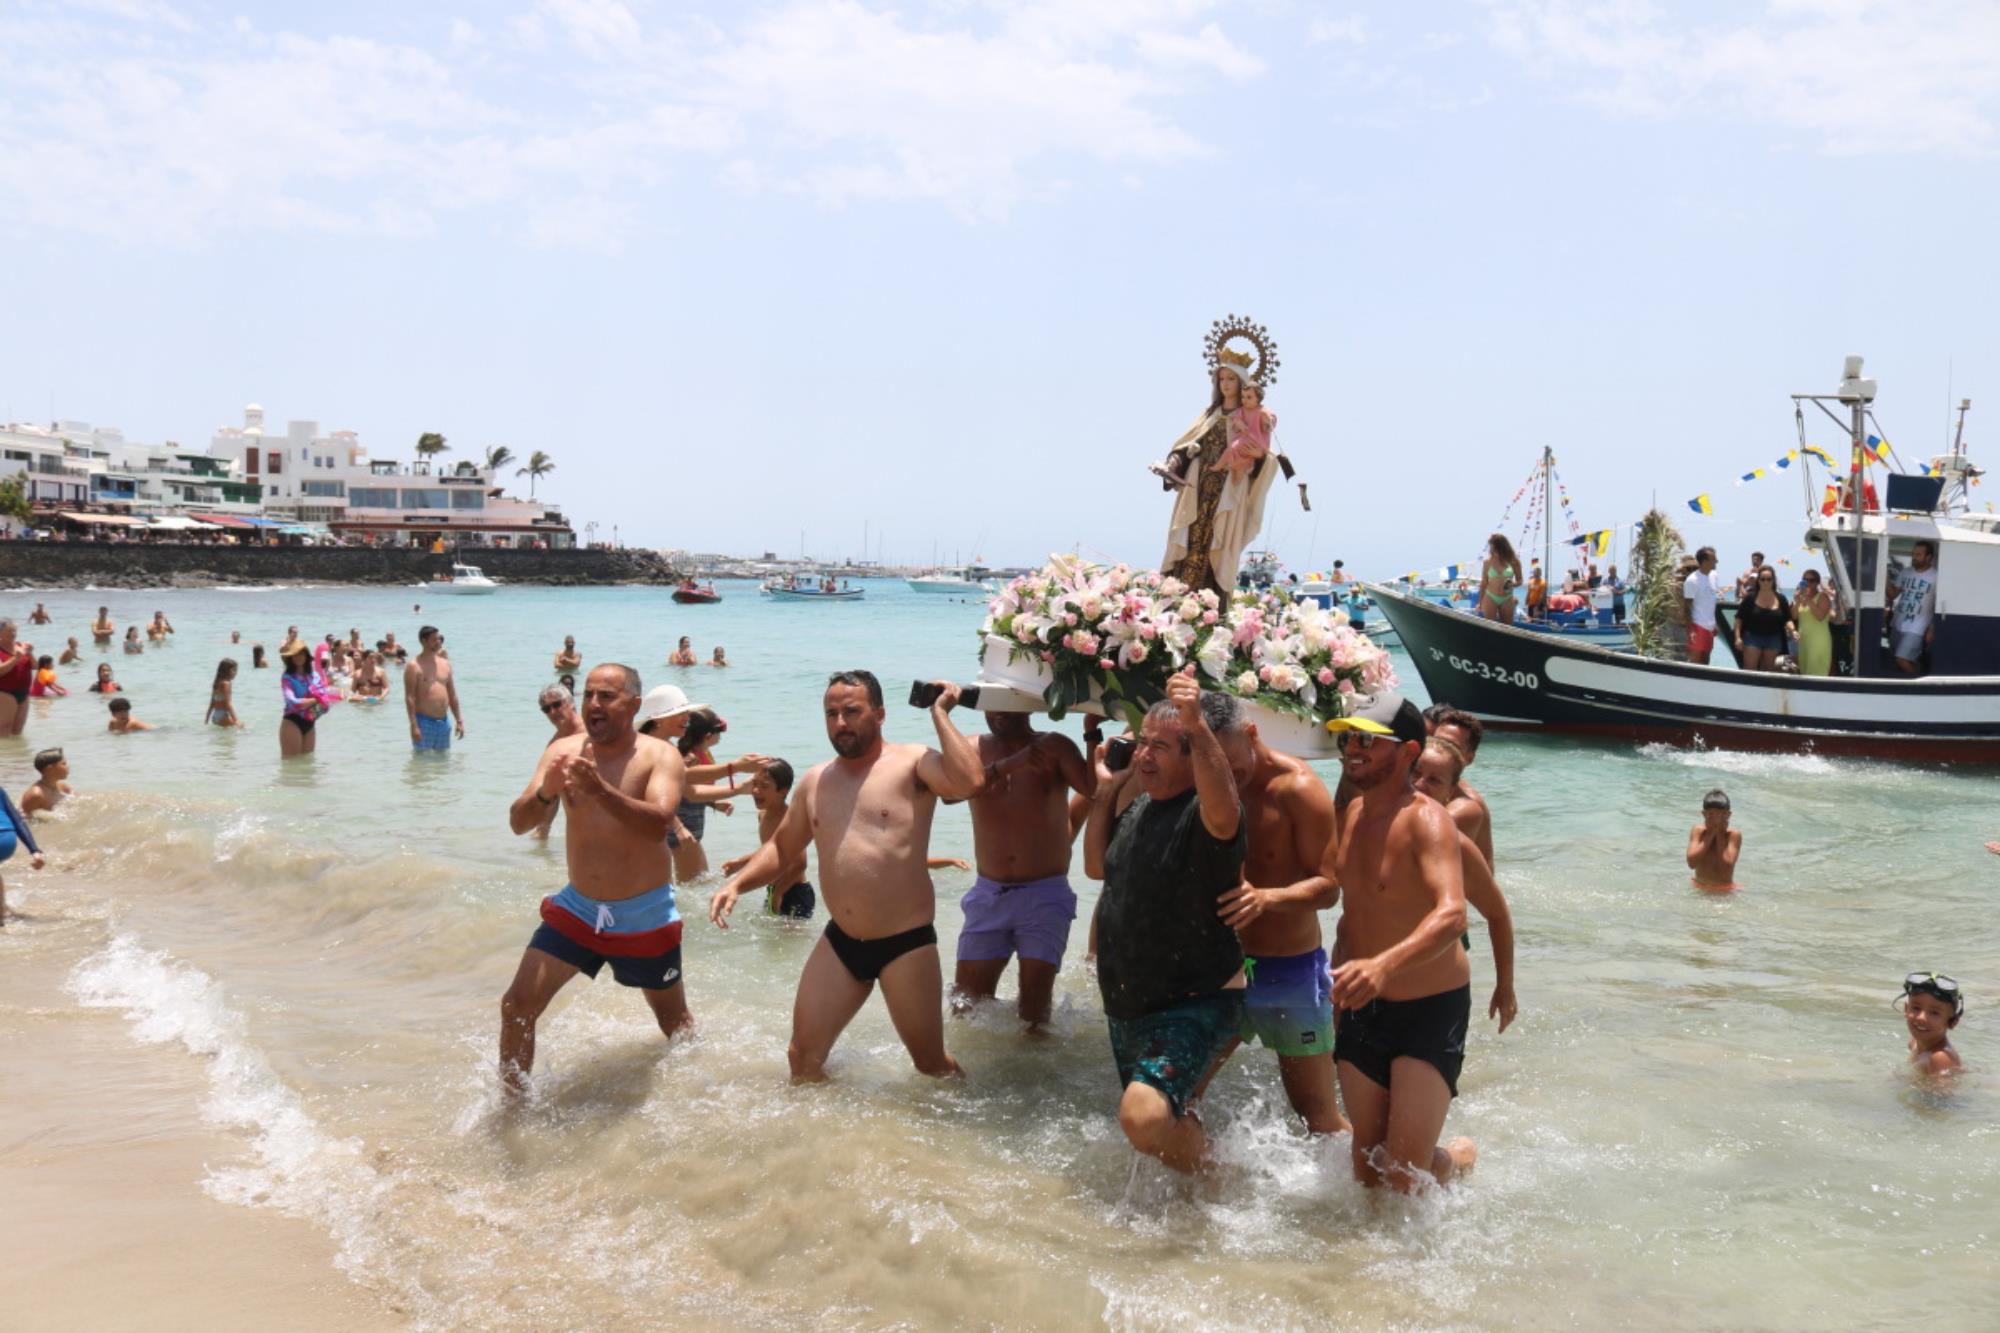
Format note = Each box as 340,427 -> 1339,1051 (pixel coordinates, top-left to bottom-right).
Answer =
1203,313 -> 1279,388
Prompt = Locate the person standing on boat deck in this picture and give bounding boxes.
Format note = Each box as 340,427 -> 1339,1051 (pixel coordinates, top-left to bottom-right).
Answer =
1735,552 -> 1768,601
1682,547 -> 1724,665
1477,535 -> 1522,625
1326,692 -> 1478,1193
708,670 -> 981,1083
1604,564 -> 1627,622
500,664 -> 688,1097
1210,700 -> 1345,1136
1085,670 -> 1248,1175
1887,541 -> 1940,675
951,707 -> 1096,1031
405,626 -> 463,750
1733,568 -> 1790,673
1789,569 -> 1835,677
1524,561 -> 1547,621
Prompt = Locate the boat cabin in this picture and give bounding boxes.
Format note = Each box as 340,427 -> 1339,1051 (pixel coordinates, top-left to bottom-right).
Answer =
1808,494 -> 1999,677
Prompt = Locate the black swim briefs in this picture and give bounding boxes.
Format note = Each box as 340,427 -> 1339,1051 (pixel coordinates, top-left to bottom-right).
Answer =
825,918 -> 937,983
1334,984 -> 1471,1098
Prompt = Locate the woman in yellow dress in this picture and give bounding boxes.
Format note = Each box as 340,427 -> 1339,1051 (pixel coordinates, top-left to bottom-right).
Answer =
1790,567 -> 1834,676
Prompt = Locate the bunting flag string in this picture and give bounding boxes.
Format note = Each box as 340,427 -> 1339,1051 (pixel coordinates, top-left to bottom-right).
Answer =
1687,440 -> 1873,516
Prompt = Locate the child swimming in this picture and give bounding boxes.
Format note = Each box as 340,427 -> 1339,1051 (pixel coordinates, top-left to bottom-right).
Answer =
1686,789 -> 1741,891
1902,972 -> 1963,1079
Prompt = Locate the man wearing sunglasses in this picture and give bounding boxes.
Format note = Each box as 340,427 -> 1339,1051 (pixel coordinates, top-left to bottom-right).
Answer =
1324,692 -> 1477,1193
525,683 -> 584,839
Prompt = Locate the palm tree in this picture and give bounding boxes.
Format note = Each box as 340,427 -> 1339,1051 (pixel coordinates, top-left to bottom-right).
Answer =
415,432 -> 448,474
483,445 -> 516,473
517,450 -> 555,498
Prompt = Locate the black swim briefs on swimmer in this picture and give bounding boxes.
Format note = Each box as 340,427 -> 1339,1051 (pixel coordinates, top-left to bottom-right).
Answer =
1334,984 -> 1472,1098
824,918 -> 937,982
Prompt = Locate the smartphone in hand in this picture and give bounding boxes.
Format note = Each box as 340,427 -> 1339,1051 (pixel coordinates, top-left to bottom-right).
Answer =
1104,736 -> 1135,772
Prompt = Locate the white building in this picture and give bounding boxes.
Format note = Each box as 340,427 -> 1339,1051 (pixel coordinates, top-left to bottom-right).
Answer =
0,421 -> 91,512
207,405 -> 572,547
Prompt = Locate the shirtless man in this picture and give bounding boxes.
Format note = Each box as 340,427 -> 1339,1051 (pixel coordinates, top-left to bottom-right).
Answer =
1424,705 -> 1493,864
350,651 -> 389,700
554,636 -> 582,671
404,625 -> 463,750
953,708 -> 1095,1029
21,748 -> 71,816
1414,737 -> 1491,866
668,636 -> 697,667
91,606 -> 114,644
58,638 -> 80,666
1211,708 -> 1343,1134
107,698 -> 154,732
526,683 -> 586,839
499,663 -> 687,1095
28,603 -> 51,626
709,670 -> 981,1081
720,760 -> 816,918
1686,789 -> 1741,890
1327,692 -> 1477,1193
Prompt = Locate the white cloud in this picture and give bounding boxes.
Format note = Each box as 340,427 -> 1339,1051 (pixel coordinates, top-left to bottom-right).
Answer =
1306,14 -> 1368,46
1484,0 -> 2000,155
0,0 -> 1247,244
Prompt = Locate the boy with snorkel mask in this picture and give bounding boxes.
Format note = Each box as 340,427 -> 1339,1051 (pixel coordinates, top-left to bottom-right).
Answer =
1902,972 -> 1964,1079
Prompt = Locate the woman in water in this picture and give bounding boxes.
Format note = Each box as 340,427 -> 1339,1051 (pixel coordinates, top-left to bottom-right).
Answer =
669,636 -> 697,667
1789,568 -> 1834,677
123,626 -> 144,655
709,646 -> 729,668
1733,567 -> 1790,673
87,663 -> 121,694
279,642 -> 331,758
207,658 -> 243,728
1478,534 -> 1523,624
251,644 -> 268,669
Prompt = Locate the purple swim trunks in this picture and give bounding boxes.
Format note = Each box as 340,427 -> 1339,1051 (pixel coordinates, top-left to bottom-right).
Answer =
956,873 -> 1077,967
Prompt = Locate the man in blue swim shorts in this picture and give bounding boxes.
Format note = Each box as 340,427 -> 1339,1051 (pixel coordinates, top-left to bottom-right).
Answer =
1085,669 -> 1247,1175
405,625 -> 463,751
953,708 -> 1095,1030
499,663 -> 689,1096
1201,699 -> 1346,1134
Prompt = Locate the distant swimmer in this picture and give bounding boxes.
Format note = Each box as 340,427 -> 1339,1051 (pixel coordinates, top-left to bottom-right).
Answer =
21,748 -> 72,817
1901,972 -> 1963,1079
87,663 -> 120,694
554,636 -> 582,672
1083,669 -> 1247,1174
669,636 -> 697,667
1211,702 -> 1345,1136
709,670 -> 982,1082
1686,789 -> 1741,891
107,697 -> 153,732
405,626 -> 463,750
709,646 -> 728,668
123,627 -> 144,654
206,658 -> 244,728
501,664 -> 689,1096
0,785 -> 46,926
147,610 -> 173,641
718,760 -> 817,918
1327,692 -> 1478,1193
91,606 -> 114,643
251,644 -> 267,669
1423,706 -> 1493,865
28,603 -> 51,626
58,637 -> 80,666
1414,738 -> 1491,868
952,706 -> 1096,1030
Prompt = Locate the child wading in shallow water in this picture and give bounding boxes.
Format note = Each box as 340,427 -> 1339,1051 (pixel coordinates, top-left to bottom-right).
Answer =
1686,789 -> 1741,891
1902,972 -> 1964,1079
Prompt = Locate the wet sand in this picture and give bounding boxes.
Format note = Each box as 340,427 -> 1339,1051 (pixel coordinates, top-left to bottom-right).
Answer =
0,942 -> 394,1331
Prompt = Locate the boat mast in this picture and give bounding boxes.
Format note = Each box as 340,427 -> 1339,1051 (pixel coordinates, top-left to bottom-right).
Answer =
1541,445 -> 1554,601
1844,358 -> 1871,679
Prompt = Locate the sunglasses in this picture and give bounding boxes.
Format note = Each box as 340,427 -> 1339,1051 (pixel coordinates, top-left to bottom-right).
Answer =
540,702 -> 566,716
1335,730 -> 1397,752
1904,971 -> 1963,1013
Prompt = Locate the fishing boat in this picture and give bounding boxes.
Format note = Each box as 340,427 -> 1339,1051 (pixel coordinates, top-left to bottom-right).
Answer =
1372,358 -> 2000,761
418,563 -> 499,595
907,565 -> 996,596
762,571 -> 865,601
672,580 -> 723,605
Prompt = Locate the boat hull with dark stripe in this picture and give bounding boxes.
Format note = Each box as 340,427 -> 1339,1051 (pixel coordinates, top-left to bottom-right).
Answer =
1367,583 -> 2000,762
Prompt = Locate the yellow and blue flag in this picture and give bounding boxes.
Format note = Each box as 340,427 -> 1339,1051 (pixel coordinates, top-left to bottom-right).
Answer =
1865,435 -> 1893,464
1737,467 -> 1766,485
1800,444 -> 1837,467
1688,494 -> 1714,515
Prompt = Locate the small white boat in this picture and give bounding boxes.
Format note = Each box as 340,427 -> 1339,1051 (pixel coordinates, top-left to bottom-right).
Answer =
762,571 -> 864,601
419,563 -> 501,595
907,565 -> 997,596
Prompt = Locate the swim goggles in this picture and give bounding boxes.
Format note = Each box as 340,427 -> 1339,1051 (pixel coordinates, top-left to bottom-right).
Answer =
1903,972 -> 1964,1016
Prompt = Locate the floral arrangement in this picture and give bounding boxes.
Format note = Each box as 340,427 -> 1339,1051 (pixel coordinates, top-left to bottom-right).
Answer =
978,555 -> 1397,726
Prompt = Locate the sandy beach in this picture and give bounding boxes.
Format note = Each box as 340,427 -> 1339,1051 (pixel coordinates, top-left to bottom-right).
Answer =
0,940 -> 394,1331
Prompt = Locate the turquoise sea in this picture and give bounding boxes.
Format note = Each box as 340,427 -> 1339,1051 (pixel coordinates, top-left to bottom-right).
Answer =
3,577 -> 1995,1329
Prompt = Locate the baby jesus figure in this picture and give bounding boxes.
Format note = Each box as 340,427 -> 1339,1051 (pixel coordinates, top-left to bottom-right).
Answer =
1220,379 -> 1275,474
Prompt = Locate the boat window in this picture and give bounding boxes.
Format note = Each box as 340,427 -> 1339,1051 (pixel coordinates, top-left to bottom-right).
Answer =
1829,534 -> 1880,594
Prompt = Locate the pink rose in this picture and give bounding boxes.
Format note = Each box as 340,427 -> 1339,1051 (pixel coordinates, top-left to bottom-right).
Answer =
1337,678 -> 1356,694
1201,609 -> 1219,625
1099,658 -> 1116,669
1065,612 -> 1079,627
1317,667 -> 1335,686
1140,623 -> 1159,641
1258,665 -> 1275,683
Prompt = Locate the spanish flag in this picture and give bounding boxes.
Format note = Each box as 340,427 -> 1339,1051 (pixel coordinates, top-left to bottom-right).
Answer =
1688,495 -> 1714,515
1800,445 -> 1837,467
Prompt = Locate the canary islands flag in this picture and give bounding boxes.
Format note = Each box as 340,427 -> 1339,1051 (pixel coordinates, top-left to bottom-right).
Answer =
1801,444 -> 1837,467
1866,435 -> 1892,463
1688,495 -> 1714,515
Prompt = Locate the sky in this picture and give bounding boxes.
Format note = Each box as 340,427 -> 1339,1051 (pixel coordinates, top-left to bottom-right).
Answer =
3,0 -> 1998,577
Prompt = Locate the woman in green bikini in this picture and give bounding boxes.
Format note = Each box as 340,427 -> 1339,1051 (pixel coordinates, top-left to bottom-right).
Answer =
1477,534 -> 1523,624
